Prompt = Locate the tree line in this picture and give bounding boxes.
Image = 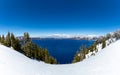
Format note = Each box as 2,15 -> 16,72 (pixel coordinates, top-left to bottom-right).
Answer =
0,32 -> 57,64
72,30 -> 120,63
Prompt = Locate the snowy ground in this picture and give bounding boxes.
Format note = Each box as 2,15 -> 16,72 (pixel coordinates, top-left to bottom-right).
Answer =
0,40 -> 120,75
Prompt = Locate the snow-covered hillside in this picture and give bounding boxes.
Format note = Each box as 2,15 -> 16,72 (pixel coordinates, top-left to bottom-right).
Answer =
0,40 -> 120,75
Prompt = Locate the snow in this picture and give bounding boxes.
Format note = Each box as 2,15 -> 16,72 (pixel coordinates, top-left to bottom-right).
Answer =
86,38 -> 117,58
0,40 -> 120,75
46,33 -> 98,38
85,42 -> 102,58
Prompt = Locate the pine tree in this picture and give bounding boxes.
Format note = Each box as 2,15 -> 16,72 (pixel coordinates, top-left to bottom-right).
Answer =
5,32 -> 11,47
31,43 -> 38,59
1,35 -> 5,45
24,32 -> 30,43
14,39 -> 21,51
106,33 -> 111,40
11,33 -> 16,47
22,32 -> 57,64
0,35 -> 1,43
11,33 -> 21,52
48,56 -> 57,64
34,46 -> 38,59
1,32 -> 57,64
102,41 -> 106,49
44,49 -> 49,63
37,48 -> 45,60
72,52 -> 81,63
23,41 -> 32,57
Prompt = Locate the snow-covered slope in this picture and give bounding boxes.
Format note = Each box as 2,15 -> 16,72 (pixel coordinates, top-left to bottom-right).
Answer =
0,40 -> 120,75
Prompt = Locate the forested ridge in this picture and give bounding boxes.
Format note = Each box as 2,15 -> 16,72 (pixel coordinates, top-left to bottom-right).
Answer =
0,32 -> 57,64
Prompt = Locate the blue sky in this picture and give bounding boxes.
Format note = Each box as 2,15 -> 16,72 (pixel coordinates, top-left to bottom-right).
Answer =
0,0 -> 120,37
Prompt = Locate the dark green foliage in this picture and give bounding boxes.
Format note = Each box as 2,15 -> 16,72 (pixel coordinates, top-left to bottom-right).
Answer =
23,41 -> 38,58
72,46 -> 88,63
24,32 -> 30,43
102,40 -> 106,49
5,32 -> 11,47
89,43 -> 97,52
22,33 -> 57,64
72,50 -> 86,63
1,30 -> 120,64
1,35 -> 5,45
72,51 -> 80,63
80,45 -> 89,55
13,39 -> 21,51
31,43 -> 38,58
37,48 -> 57,64
37,48 -> 47,61
73,34 -> 109,63
89,45 -> 94,52
43,49 -> 57,64
23,41 -> 33,57
113,30 -> 120,40
100,37 -> 106,49
106,33 -> 112,40
0,35 -> 1,43
48,56 -> 57,64
11,33 -> 16,47
34,46 -> 38,59
0,32 -> 57,64
73,36 -> 109,63
22,41 -> 57,64
94,44 -> 97,52
0,33 -> 21,51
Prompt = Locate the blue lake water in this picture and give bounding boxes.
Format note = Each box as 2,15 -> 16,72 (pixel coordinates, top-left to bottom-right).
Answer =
32,39 -> 94,64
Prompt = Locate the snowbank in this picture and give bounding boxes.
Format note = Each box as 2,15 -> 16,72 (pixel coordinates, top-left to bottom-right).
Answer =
86,38 -> 116,58
0,40 -> 120,75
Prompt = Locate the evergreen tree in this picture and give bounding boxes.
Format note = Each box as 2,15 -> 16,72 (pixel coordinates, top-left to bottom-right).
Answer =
37,48 -> 45,61
21,32 -> 57,64
72,47 -> 87,63
11,33 -> 16,47
106,33 -> 111,40
31,43 -> 38,58
1,35 -> 5,45
114,30 -> 120,40
11,33 -> 21,51
14,39 -> 21,51
5,32 -> 11,47
48,56 -> 57,64
72,51 -> 81,63
102,40 -> 106,49
34,46 -> 38,59
24,32 -> 30,43
0,32 -> 57,64
23,41 -> 33,57
0,35 -> 1,43
44,49 -> 49,63
80,45 -> 88,54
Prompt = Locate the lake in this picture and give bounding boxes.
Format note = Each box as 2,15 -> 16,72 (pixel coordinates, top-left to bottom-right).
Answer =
32,38 -> 94,64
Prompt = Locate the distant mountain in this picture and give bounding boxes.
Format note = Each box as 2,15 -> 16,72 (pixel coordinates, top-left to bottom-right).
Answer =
43,34 -> 99,40
17,34 -> 99,40
71,36 -> 98,40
